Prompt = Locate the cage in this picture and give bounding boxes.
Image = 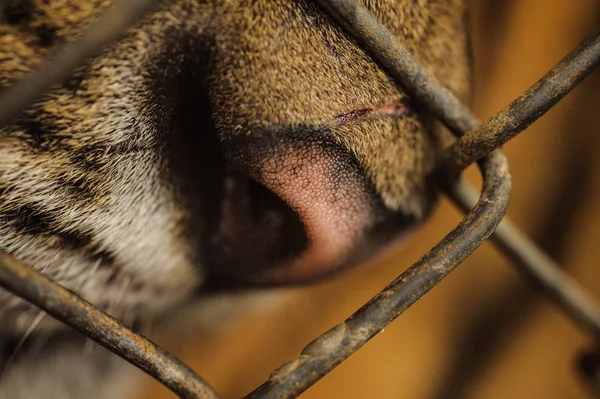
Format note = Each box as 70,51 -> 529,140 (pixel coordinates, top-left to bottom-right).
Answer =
1,1 -> 600,398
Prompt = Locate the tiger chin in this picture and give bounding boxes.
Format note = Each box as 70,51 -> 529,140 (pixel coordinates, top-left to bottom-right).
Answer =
0,0 -> 470,397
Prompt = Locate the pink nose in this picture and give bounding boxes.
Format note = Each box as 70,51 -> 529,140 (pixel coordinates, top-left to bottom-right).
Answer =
252,141 -> 376,282
213,124 -> 416,286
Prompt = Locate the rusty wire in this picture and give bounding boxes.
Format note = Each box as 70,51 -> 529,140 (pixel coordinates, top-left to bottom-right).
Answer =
440,30 -> 600,177
314,0 -> 600,335
238,1 -> 600,397
0,253 -> 220,399
310,0 -> 600,342
243,151 -> 511,399
0,0 -> 598,398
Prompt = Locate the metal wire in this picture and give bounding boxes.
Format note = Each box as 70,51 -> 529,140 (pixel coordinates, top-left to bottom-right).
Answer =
314,0 -> 600,336
237,2 -> 600,396
440,30 -> 600,177
0,0 -> 598,398
243,151 -> 511,399
0,253 -> 220,399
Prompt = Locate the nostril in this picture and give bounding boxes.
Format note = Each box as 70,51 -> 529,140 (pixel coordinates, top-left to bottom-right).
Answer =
255,142 -> 377,282
208,169 -> 308,279
216,129 -> 384,285
213,117 -> 428,287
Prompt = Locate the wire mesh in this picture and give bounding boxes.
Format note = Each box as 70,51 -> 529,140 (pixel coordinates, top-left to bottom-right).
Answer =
0,0 -> 599,398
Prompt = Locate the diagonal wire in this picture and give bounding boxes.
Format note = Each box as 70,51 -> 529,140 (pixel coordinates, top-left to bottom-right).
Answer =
0,253 -> 220,399
243,151 -> 511,399
0,0 -> 597,398
313,0 -> 600,336
440,31 -> 600,177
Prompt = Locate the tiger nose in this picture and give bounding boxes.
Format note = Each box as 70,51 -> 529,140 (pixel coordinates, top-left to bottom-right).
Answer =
253,138 -> 377,282
216,126 -> 383,284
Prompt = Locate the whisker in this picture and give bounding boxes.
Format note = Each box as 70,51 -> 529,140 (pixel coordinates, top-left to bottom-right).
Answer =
41,248 -> 61,274
1,310 -> 47,377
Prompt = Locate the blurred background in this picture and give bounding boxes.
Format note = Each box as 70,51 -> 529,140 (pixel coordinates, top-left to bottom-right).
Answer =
135,0 -> 600,397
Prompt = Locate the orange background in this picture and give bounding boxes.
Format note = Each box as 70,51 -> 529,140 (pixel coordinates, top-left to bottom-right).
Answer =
135,1 -> 600,398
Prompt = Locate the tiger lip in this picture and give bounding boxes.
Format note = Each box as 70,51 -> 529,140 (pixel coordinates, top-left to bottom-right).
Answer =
333,100 -> 413,124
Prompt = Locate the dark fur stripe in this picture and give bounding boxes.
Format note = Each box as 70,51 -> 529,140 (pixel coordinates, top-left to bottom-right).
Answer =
1,0 -> 34,26
2,0 -> 59,47
1,204 -> 116,266
12,109 -> 63,150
